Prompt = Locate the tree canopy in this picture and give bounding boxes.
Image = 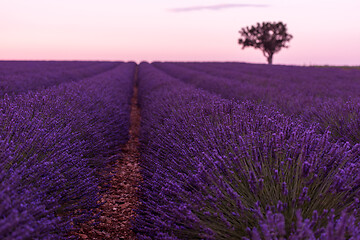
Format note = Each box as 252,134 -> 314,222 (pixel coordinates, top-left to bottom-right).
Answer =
238,21 -> 293,64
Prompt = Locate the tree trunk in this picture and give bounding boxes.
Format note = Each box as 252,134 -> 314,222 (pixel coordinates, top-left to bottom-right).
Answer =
267,54 -> 273,65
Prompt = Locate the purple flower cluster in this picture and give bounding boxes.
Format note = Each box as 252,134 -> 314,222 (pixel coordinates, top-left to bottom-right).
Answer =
134,62 -> 360,239
0,62 -> 135,239
0,61 -> 120,96
154,62 -> 360,144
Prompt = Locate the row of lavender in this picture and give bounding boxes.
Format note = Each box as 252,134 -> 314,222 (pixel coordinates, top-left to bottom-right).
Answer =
0,61 -> 120,96
153,62 -> 360,145
134,62 -> 360,239
0,62 -> 135,239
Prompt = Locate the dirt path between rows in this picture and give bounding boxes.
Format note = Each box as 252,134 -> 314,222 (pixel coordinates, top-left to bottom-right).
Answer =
73,67 -> 141,239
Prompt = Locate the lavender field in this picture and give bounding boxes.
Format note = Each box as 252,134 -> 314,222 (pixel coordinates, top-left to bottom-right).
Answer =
2,61 -> 360,239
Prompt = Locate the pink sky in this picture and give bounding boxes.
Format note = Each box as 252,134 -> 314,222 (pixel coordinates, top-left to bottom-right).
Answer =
0,0 -> 359,65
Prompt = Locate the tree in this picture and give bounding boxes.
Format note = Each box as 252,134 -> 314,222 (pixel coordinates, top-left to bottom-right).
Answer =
238,21 -> 293,65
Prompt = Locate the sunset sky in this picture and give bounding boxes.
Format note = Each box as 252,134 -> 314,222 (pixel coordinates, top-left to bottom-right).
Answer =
1,0 -> 359,65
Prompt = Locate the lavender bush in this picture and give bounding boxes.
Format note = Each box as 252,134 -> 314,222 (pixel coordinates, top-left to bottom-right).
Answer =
0,62 -> 135,239
135,63 -> 360,239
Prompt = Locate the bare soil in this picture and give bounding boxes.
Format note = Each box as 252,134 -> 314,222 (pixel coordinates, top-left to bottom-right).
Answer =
72,67 -> 141,239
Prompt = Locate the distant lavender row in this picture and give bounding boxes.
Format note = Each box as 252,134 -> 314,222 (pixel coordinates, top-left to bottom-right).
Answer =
177,62 -> 360,85
153,62 -> 360,113
153,62 -> 360,144
0,62 -> 135,239
0,61 -> 121,96
134,62 -> 360,239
